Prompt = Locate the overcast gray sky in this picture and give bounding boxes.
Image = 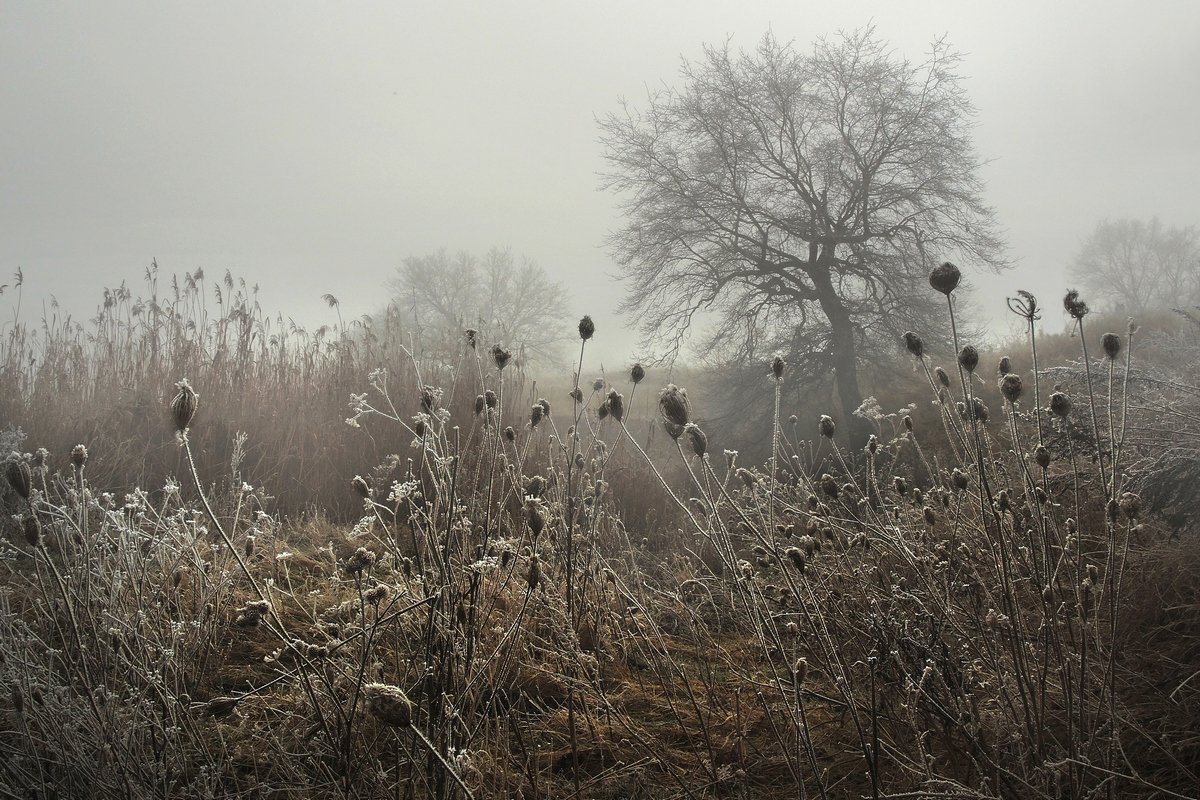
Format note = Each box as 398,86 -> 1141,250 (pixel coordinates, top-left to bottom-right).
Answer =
3,1 -> 1198,363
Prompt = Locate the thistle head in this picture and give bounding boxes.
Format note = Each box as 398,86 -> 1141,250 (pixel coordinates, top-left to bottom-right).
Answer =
578,315 -> 595,341
1101,332 -> 1121,360
902,332 -> 924,359
363,683 -> 414,728
529,404 -> 544,428
999,373 -> 1023,405
71,444 -> 88,469
997,356 -> 1011,375
957,345 -> 979,374
1063,289 -> 1089,320
658,384 -> 690,429
171,379 -> 198,432
605,390 -> 624,422
771,355 -> 786,380
935,367 -> 951,388
464,328 -> 477,349
684,423 -> 707,458
630,363 -> 645,384
818,415 -> 836,440
1049,391 -> 1073,418
491,344 -> 512,371
929,262 -> 961,295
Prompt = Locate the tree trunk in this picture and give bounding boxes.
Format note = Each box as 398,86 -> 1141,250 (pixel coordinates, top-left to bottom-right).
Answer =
809,251 -> 872,453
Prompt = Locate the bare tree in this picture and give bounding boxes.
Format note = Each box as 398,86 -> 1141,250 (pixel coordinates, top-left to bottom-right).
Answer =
1069,217 -> 1200,315
389,247 -> 571,367
600,29 -> 1005,443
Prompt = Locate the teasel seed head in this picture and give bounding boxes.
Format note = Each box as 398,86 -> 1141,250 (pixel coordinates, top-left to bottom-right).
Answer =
171,379 -> 198,432
684,423 -> 707,458
1063,289 -> 1089,320
1034,445 -> 1051,469
867,434 -> 878,454
771,355 -> 786,380
569,387 -> 584,403
924,506 -> 936,526
70,444 -> 88,469
894,476 -> 908,496
504,426 -> 516,442
537,398 -> 551,418
1000,373 -> 1023,404
464,328 -> 477,349
935,366 -> 951,388
525,500 -> 546,537
606,390 -> 625,422
951,468 -> 969,491
630,363 -> 645,384
4,457 -> 31,501
658,384 -> 691,429
971,397 -> 989,423
785,547 -> 806,572
903,415 -> 913,432
1049,391 -> 1073,418
530,404 -> 544,428
903,331 -> 924,359
1101,332 -> 1121,360
958,345 -> 979,374
345,547 -> 377,576
578,315 -> 595,341
929,261 -> 962,295
491,344 -> 512,371
818,415 -> 836,440
597,403 -> 609,421
363,683 -> 414,728
352,475 -> 371,499
474,394 -> 485,416
820,473 -> 839,499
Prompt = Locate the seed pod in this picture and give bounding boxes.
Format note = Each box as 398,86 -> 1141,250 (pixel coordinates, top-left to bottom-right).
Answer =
894,476 -> 908,496
785,547 -> 806,572
997,356 -> 1011,375
1034,445 -> 1051,468
1101,332 -> 1121,360
684,423 -> 707,458
951,468 -> 969,491
929,262 -> 962,295
530,404 -> 544,428
524,501 -> 545,536
363,683 -> 414,728
578,315 -> 595,341
4,458 -> 31,501
820,473 -> 839,499
474,395 -> 485,416
171,379 -> 199,431
867,435 -> 878,454
658,384 -> 690,429
935,367 -> 951,388
503,426 -> 516,443
972,398 -> 989,423
597,403 -> 609,421
606,390 -> 625,422
351,475 -> 371,498
818,415 -> 836,439
569,387 -> 584,403
903,331 -> 924,359
419,385 -> 438,413
771,355 -> 786,380
491,344 -> 512,371
537,398 -> 551,418
464,328 -> 477,349
484,390 -> 498,409
958,346 -> 979,374
630,363 -> 645,384
1063,289 -> 1089,320
903,415 -> 913,432
1000,373 -> 1023,404
1049,391 -> 1073,418
70,444 -> 88,469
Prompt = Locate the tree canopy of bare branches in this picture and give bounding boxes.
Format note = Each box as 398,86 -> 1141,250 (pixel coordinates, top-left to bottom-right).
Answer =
600,29 -> 1006,443
1069,217 -> 1200,316
388,247 -> 570,368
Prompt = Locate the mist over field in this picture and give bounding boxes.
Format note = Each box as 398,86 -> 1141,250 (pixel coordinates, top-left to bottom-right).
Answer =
1,3 -> 1199,798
